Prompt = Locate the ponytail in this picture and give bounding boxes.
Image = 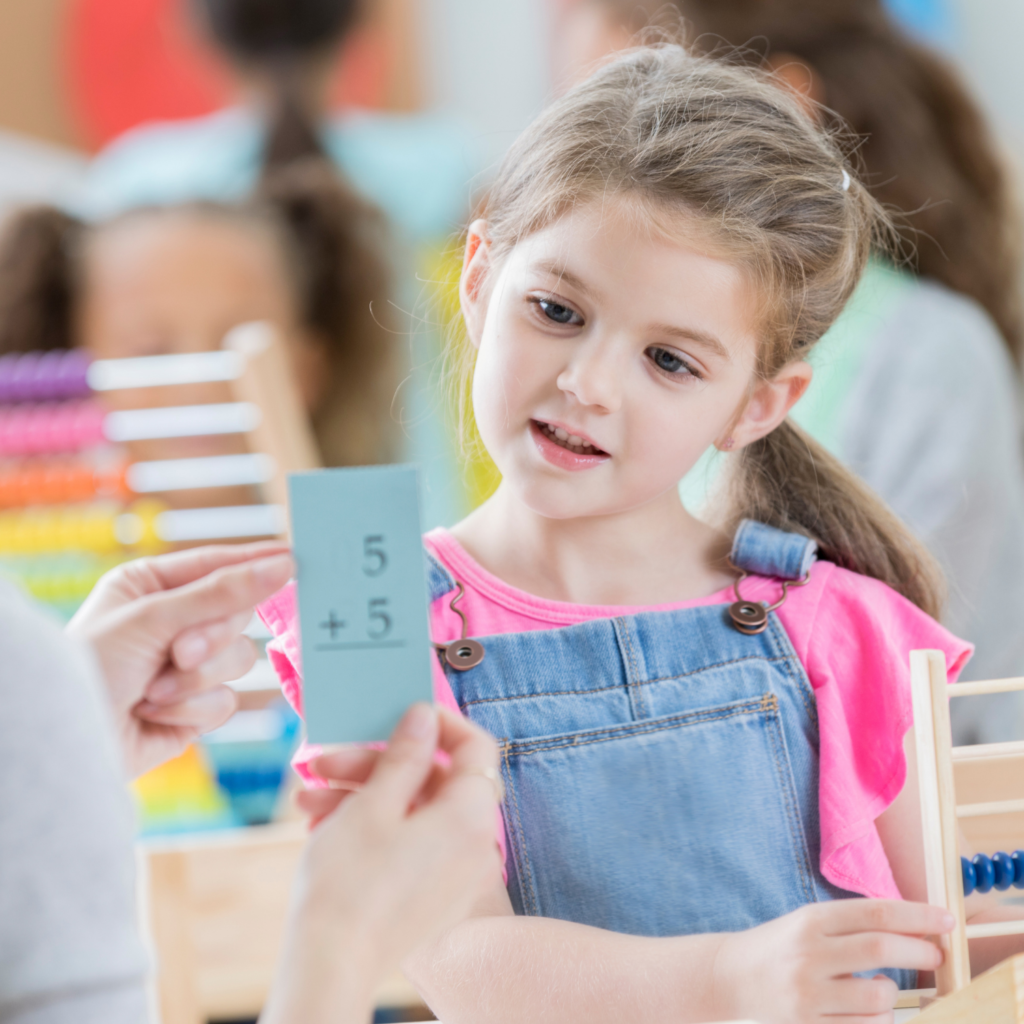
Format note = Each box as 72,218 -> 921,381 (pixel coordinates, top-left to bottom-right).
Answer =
722,419 -> 946,618
0,206 -> 84,356
256,159 -> 397,467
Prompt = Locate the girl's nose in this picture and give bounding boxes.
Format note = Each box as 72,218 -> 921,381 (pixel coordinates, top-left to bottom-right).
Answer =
556,341 -> 624,413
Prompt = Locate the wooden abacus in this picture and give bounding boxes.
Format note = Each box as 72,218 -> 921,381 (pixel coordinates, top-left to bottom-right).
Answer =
909,649 -> 1024,1020
0,322 -> 319,612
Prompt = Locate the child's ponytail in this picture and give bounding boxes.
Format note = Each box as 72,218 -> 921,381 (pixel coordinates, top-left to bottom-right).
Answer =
0,206 -> 84,356
722,419 -> 946,618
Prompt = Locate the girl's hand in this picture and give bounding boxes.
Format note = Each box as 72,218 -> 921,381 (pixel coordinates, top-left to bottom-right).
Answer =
66,543 -> 293,777
714,899 -> 954,1023
261,703 -> 503,1024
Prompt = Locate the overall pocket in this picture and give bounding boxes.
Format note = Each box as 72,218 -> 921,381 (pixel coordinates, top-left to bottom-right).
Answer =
501,692 -> 818,937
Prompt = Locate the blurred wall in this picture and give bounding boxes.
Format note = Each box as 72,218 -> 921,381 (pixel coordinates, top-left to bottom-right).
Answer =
949,0 -> 1024,160
0,0 -> 78,148
421,0 -> 553,176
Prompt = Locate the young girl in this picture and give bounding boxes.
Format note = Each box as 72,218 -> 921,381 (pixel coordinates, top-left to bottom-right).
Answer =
260,45 -> 1024,1022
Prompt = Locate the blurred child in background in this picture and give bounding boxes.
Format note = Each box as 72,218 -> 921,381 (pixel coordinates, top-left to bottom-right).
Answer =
0,157 -> 398,482
76,0 -> 474,526
560,0 -> 1024,743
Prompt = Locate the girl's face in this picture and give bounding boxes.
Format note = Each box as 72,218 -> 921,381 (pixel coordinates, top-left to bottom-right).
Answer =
461,197 -> 809,522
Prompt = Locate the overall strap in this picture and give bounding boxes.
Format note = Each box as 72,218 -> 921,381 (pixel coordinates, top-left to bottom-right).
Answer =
425,549 -> 458,602
730,520 -> 817,580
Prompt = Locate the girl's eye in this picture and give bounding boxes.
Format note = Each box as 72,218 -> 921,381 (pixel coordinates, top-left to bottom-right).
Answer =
536,299 -> 582,326
647,347 -> 700,378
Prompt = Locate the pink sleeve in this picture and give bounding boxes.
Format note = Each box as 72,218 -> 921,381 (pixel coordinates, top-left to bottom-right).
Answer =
778,564 -> 972,899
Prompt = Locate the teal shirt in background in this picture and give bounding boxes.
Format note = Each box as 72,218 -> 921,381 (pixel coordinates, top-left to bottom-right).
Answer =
75,107 -> 479,531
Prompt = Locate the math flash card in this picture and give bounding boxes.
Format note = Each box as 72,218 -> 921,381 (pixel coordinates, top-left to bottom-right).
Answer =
289,465 -> 433,744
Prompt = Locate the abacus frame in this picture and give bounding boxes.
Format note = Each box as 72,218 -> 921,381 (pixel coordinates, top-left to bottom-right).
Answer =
910,649 -> 1024,1018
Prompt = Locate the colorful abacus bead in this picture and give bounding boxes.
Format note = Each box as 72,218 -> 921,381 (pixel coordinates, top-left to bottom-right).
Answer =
961,851 -> 1024,896
0,402 -> 106,456
0,351 -> 91,403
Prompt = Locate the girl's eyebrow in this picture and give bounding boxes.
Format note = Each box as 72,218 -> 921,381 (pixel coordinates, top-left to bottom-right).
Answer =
531,260 -> 592,297
651,322 -> 730,361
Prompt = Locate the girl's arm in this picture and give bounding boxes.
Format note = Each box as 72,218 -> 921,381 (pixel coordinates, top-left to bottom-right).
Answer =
403,875 -> 949,1024
878,728 -> 1024,976
402,881 -> 723,1024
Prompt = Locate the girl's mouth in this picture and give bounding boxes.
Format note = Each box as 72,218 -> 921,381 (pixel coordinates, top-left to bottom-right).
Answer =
530,420 -> 611,471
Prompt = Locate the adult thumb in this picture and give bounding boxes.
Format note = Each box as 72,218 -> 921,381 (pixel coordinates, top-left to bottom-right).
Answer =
362,703 -> 440,811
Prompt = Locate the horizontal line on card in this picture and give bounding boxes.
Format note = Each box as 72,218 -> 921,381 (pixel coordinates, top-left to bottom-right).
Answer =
315,641 -> 407,650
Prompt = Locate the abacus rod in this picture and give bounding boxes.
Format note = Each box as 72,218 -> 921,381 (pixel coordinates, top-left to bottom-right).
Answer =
956,798 -> 1024,818
153,504 -> 286,541
951,740 -> 1024,762
87,351 -> 244,391
126,453 -> 276,493
948,678 -> 1024,698
964,920 -> 1024,940
104,402 -> 260,441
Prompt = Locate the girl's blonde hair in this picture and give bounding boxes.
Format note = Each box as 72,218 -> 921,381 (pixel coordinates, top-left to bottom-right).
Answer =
462,44 -> 944,617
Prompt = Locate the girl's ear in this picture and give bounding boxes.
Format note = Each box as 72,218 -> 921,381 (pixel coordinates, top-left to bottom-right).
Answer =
460,219 -> 492,350
721,361 -> 813,450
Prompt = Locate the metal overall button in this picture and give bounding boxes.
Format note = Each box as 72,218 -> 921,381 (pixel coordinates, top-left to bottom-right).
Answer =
433,581 -> 485,670
728,566 -> 810,635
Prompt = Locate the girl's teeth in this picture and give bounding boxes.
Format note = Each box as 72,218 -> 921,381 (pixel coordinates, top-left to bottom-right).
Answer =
554,427 -> 568,441
568,434 -> 583,446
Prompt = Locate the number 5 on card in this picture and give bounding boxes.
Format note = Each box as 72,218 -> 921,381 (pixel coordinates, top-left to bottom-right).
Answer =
288,465 -> 433,743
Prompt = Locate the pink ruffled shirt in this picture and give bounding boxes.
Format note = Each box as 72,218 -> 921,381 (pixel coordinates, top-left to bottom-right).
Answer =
258,526 -> 972,902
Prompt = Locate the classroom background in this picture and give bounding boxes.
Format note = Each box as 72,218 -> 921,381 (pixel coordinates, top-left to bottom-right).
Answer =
1,0 -> 1023,1021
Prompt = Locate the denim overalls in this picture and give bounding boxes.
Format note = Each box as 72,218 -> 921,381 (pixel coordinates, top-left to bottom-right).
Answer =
427,520 -> 912,988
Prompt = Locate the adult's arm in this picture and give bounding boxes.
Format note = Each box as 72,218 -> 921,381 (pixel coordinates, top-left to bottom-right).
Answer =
0,580 -> 147,1024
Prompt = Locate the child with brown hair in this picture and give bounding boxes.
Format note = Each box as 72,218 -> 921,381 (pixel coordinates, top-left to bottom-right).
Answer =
0,158 -> 398,475
559,0 -> 1024,745
260,43 -> 1024,1022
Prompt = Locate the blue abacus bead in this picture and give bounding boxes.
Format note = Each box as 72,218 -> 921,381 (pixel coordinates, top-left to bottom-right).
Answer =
1012,850 -> 1024,888
993,851 -> 1014,891
962,856 -> 976,896
973,853 -> 995,894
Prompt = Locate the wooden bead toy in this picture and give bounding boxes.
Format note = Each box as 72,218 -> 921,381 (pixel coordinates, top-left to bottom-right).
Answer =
0,323 -> 319,615
906,652 -> 1024,1020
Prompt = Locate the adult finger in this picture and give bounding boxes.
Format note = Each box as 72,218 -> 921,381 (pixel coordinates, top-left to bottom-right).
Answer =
361,703 -> 440,809
308,746 -> 381,786
816,899 -> 954,939
134,684 -> 237,733
171,609 -> 256,671
131,552 -> 293,645
135,542 -> 292,594
825,932 -> 943,976
144,636 -> 257,704
436,707 -> 500,773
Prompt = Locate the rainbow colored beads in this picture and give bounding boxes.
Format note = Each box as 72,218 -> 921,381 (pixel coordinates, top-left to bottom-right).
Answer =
961,851 -> 1024,895
0,401 -> 107,456
0,351 -> 91,403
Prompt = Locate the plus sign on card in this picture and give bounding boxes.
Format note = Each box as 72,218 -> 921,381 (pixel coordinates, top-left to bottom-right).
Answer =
288,465 -> 433,743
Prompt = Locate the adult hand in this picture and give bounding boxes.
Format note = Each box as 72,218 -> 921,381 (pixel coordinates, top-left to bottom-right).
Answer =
66,542 -> 293,777
261,704 -> 503,1024
714,898 -> 955,1022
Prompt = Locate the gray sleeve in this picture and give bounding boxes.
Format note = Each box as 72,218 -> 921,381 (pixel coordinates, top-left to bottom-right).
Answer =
0,583 -> 149,1024
839,284 -> 1024,739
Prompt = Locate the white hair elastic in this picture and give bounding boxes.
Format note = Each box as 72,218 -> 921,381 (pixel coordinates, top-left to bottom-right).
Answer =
841,168 -> 852,192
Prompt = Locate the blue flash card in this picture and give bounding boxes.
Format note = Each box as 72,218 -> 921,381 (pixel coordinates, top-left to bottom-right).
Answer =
289,465 -> 433,744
